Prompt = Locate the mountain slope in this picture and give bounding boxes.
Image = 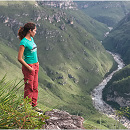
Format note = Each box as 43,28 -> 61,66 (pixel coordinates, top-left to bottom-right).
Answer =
64,9 -> 109,41
37,1 -> 109,41
102,12 -> 130,120
76,1 -> 130,27
0,1 -> 119,129
103,64 -> 130,119
102,12 -> 130,65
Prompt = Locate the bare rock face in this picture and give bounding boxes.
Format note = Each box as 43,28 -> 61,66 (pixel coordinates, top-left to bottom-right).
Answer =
44,109 -> 85,129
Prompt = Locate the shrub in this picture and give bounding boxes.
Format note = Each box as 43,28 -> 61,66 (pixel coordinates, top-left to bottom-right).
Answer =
0,75 -> 49,129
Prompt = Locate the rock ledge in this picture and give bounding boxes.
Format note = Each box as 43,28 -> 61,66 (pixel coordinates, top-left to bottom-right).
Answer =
45,109 -> 84,129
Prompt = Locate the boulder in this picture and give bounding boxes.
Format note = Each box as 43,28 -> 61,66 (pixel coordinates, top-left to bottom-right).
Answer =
45,109 -> 85,129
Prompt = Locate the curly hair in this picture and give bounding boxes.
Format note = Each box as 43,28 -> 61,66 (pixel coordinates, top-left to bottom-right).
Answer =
18,22 -> 36,40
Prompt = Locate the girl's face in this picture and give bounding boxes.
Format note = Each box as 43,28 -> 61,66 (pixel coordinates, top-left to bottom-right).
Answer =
30,26 -> 37,37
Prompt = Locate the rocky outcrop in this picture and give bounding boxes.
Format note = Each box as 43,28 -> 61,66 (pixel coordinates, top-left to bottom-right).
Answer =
44,109 -> 84,129
37,1 -> 77,10
106,93 -> 130,107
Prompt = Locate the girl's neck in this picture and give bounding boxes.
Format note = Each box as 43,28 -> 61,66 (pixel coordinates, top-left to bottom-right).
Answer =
25,34 -> 31,41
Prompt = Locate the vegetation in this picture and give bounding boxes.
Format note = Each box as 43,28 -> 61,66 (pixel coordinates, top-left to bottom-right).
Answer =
83,113 -> 126,129
103,12 -> 130,65
63,9 -> 108,41
101,6 -> 130,125
0,98 -> 48,129
102,12 -> 130,115
0,75 -> 49,129
75,1 -> 130,27
0,75 -> 126,129
115,107 -> 130,122
103,65 -> 130,120
0,1 -> 124,129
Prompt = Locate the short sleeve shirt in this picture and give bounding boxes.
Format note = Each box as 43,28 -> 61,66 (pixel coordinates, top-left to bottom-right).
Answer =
20,37 -> 38,64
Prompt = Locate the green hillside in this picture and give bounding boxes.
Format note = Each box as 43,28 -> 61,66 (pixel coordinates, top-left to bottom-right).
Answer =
103,65 -> 130,119
0,1 -> 122,129
102,12 -> 130,121
75,1 -> 130,27
103,64 -> 130,103
103,12 -> 130,65
62,9 -> 108,41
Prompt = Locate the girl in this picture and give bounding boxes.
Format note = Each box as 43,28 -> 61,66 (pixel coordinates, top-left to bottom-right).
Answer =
18,22 -> 42,113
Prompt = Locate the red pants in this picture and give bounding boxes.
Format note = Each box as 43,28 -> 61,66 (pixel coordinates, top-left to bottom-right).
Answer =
22,62 -> 39,107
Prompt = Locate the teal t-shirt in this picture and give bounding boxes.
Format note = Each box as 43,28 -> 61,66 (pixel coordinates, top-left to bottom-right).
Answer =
20,37 -> 38,64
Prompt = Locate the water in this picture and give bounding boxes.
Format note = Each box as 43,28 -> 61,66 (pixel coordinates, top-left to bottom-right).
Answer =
91,51 -> 130,128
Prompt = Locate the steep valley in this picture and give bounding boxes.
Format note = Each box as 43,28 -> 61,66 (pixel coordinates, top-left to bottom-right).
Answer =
102,11 -> 130,125
0,1 -> 126,129
76,1 -> 130,27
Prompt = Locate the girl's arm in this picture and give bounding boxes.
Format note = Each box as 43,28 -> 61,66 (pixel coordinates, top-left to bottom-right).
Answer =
18,45 -> 33,71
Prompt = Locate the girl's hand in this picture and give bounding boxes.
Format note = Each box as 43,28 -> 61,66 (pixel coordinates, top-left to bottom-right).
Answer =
29,67 -> 33,72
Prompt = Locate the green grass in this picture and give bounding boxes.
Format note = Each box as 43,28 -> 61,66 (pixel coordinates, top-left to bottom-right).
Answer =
84,114 -> 126,129
64,9 -> 109,41
0,41 -> 22,80
0,76 -> 49,129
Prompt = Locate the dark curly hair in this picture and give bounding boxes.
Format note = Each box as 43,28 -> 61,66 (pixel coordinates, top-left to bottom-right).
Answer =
18,22 -> 36,40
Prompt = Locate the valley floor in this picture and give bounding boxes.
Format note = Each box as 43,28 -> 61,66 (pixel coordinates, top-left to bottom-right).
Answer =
91,52 -> 130,128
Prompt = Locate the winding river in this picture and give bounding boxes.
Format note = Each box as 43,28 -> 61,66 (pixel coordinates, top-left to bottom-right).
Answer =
91,51 -> 130,128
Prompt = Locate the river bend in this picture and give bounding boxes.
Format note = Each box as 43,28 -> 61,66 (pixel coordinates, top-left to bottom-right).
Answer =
91,51 -> 130,128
